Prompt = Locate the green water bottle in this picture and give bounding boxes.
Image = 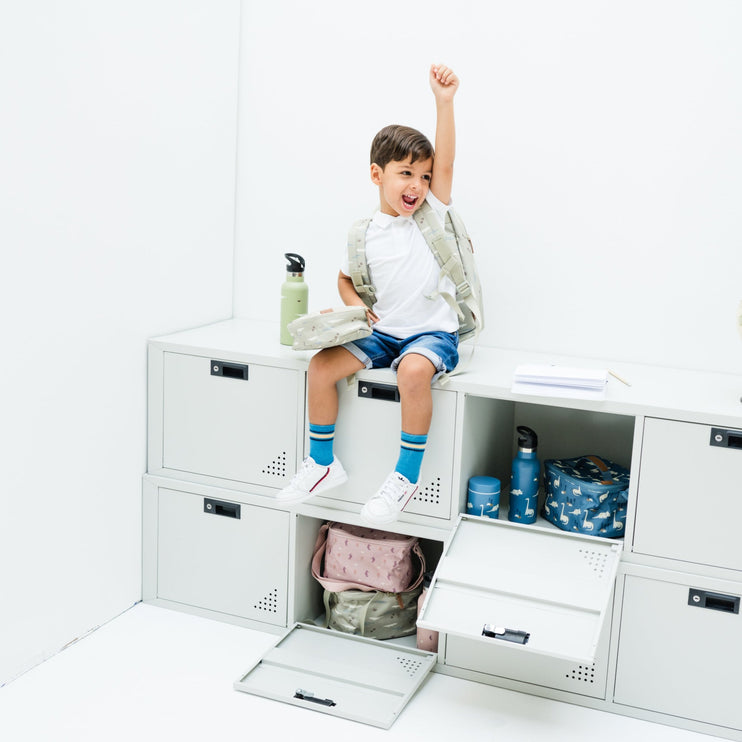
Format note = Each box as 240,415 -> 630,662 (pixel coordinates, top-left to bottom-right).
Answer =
280,253 -> 308,345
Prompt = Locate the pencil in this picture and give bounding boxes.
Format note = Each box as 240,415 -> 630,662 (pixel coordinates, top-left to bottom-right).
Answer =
608,369 -> 631,387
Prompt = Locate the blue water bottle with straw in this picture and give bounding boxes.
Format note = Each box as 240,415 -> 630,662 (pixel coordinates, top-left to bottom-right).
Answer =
509,426 -> 539,524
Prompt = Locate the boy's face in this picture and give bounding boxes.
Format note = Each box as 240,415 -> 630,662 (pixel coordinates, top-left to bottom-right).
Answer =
370,156 -> 433,217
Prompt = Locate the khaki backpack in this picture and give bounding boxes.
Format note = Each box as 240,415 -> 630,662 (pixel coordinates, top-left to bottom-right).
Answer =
346,200 -> 484,343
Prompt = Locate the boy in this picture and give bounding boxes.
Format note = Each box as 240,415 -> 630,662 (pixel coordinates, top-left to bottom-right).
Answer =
278,63 -> 460,525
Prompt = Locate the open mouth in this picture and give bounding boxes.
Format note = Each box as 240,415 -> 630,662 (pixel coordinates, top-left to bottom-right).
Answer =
401,194 -> 418,210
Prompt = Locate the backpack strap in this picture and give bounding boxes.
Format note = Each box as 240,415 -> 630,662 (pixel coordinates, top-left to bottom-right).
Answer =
348,203 -> 473,317
346,217 -> 376,310
414,202 -> 471,319
414,201 -> 483,384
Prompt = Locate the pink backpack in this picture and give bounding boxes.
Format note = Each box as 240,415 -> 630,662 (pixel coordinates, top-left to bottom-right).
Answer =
311,522 -> 425,594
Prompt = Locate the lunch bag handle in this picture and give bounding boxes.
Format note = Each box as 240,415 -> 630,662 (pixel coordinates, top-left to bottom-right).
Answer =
575,455 -> 616,485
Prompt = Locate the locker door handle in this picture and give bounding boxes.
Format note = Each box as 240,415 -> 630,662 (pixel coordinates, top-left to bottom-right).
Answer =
482,624 -> 530,644
211,360 -> 249,380
709,427 -> 742,450
358,381 -> 400,402
688,588 -> 740,614
203,498 -> 241,519
294,689 -> 336,707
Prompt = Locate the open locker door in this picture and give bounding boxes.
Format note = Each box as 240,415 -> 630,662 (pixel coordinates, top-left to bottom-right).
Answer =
234,623 -> 436,729
417,515 -> 621,664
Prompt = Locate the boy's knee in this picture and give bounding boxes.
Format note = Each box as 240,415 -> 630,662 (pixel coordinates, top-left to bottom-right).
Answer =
308,347 -> 362,385
308,350 -> 337,383
308,349 -> 330,372
397,353 -> 436,390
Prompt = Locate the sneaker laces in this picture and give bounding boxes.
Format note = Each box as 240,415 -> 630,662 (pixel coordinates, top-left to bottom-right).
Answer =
376,473 -> 406,507
290,457 -> 319,486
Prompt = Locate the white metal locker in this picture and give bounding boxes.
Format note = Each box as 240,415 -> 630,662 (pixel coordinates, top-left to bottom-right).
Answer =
157,486 -> 290,626
633,417 -> 742,570
319,374 -> 458,521
614,569 -> 742,730
160,352 -> 303,489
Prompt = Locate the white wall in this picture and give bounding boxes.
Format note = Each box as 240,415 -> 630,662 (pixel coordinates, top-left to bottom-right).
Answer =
1,0 -> 738,690
234,0 -> 742,375
0,2 -> 239,684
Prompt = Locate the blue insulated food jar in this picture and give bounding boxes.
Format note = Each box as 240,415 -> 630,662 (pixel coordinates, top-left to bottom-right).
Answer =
467,476 -> 501,518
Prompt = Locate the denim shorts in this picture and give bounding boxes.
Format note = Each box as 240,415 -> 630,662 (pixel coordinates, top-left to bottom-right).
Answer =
345,329 -> 459,382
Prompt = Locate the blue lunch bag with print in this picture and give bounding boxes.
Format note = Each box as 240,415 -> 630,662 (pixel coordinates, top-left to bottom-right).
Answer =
542,455 -> 629,539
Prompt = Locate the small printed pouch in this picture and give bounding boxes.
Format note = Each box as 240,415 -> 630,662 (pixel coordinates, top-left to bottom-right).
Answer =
287,306 -> 371,350
311,522 -> 425,593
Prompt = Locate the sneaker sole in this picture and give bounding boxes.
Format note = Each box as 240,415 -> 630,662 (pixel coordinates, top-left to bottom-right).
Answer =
360,508 -> 397,526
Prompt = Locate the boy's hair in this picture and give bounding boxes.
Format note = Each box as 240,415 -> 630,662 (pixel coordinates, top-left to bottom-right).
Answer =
370,124 -> 434,169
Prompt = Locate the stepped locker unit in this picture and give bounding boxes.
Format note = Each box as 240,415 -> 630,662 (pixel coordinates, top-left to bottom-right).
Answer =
143,319 -> 742,735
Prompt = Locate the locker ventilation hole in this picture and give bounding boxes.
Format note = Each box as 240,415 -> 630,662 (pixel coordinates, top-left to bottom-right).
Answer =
579,548 -> 608,578
565,663 -> 596,684
254,588 -> 279,614
262,451 -> 287,479
413,477 -> 442,506
397,656 -> 424,677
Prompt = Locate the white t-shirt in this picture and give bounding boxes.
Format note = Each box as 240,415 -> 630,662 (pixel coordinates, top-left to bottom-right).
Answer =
341,192 -> 458,339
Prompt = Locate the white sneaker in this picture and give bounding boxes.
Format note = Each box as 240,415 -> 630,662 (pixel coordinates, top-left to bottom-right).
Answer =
277,457 -> 348,504
360,471 -> 418,525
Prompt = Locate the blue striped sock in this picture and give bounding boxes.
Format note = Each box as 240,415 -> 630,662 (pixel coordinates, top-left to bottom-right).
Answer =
309,423 -> 335,466
395,432 -> 427,484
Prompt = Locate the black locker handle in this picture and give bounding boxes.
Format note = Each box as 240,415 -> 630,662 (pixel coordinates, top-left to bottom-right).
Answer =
203,498 -> 241,519
482,624 -> 530,644
688,588 -> 740,614
211,360 -> 249,380
709,428 -> 742,450
358,381 -> 400,403
294,689 -> 336,707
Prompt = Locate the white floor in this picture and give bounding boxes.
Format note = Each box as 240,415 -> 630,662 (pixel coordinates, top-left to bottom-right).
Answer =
0,603 -> 717,742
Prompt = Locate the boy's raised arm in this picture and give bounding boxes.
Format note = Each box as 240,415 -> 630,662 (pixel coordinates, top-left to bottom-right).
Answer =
429,63 -> 459,206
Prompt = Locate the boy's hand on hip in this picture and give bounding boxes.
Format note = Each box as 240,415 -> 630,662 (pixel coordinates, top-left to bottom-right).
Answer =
430,64 -> 459,101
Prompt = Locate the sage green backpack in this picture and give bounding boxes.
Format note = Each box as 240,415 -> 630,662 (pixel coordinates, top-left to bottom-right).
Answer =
346,200 -> 484,343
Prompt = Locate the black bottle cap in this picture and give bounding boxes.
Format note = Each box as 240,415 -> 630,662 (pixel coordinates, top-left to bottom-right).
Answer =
284,253 -> 305,273
516,425 -> 538,449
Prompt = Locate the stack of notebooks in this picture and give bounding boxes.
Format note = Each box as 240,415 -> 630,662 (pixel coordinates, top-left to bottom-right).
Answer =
511,364 -> 608,400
